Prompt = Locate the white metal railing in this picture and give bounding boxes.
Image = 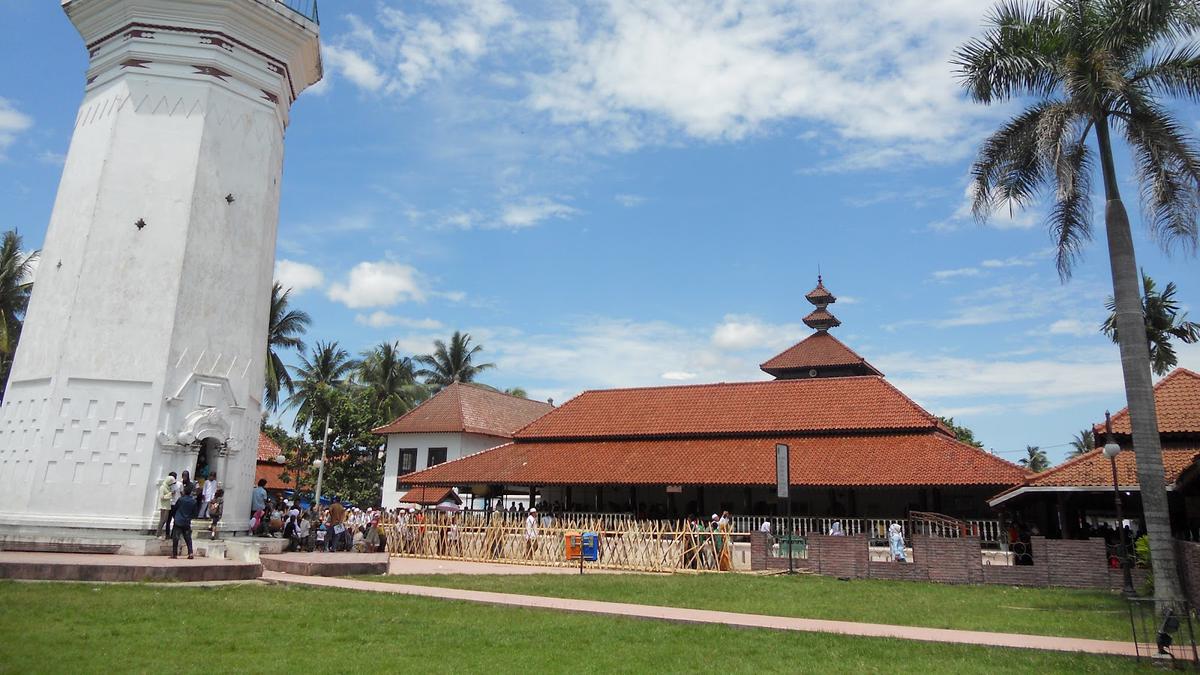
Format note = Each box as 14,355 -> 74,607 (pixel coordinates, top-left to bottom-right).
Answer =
730,515 -> 1006,543
439,511 -> 1004,543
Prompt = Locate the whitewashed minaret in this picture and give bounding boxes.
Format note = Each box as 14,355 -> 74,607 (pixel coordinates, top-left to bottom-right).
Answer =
0,0 -> 321,532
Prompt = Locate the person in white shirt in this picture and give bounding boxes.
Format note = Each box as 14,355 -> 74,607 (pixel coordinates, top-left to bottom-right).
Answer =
524,508 -> 539,559
758,520 -> 772,535
200,472 -> 218,518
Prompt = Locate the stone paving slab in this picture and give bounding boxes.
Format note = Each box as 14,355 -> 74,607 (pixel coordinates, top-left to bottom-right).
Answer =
262,552 -> 389,577
262,571 -> 1138,657
0,551 -> 261,582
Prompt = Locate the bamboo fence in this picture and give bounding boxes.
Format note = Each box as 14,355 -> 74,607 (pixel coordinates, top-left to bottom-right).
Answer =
380,512 -> 735,573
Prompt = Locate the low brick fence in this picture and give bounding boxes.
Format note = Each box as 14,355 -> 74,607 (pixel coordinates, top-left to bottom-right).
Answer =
751,532 -> 1145,590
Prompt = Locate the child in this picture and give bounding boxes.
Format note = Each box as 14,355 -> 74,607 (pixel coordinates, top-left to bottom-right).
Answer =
207,488 -> 224,540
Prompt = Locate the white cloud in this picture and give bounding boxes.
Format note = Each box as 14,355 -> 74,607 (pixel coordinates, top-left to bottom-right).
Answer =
323,44 -> 387,92
0,98 -> 33,159
354,311 -> 444,330
1048,318 -> 1097,338
274,259 -> 325,294
930,183 -> 1040,232
661,371 -> 697,381
328,2 -> 517,98
330,1 -> 1005,168
615,193 -> 645,207
878,347 -> 1124,414
327,261 -> 426,308
500,197 -> 578,228
710,314 -> 804,351
931,267 -> 981,281
526,0 -> 985,156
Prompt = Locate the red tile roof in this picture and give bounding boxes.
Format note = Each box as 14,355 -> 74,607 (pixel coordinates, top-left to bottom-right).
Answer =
802,308 -> 841,330
1099,368 -> 1200,436
515,376 -> 938,440
990,445 -> 1200,505
400,433 -> 1027,487
255,460 -> 292,491
397,486 -> 462,506
759,332 -> 883,376
257,432 -> 285,462
373,383 -> 555,437
805,279 -> 836,304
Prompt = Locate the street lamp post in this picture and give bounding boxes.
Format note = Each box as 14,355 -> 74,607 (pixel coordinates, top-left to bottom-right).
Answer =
312,413 -> 332,512
1102,411 -> 1137,597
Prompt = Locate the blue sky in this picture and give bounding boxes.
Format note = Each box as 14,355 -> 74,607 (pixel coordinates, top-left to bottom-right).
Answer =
1,0 -> 1198,464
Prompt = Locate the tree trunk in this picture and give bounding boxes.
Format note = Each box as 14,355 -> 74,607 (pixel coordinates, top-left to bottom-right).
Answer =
1095,118 -> 1184,603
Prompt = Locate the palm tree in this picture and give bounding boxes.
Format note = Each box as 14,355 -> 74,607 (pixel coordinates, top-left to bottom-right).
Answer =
357,341 -> 428,423
1069,428 -> 1095,457
1102,273 -> 1200,375
415,331 -> 495,389
0,231 -> 37,398
954,0 -> 1199,602
1019,445 -> 1050,473
286,341 -> 359,431
504,386 -> 529,399
264,283 -> 311,412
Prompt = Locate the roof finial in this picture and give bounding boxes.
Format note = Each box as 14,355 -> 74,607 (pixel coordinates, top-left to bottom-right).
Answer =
803,273 -> 840,332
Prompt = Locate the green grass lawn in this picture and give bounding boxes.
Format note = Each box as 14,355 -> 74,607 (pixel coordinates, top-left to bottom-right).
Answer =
0,581 -> 1145,674
357,572 -> 1135,641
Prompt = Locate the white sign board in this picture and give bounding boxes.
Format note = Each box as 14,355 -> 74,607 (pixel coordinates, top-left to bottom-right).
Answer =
776,443 -> 789,499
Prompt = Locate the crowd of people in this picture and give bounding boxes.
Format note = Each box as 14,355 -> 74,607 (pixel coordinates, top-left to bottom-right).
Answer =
155,470 -> 224,559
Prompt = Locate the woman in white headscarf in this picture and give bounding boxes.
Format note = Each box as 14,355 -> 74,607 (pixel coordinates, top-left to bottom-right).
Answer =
889,523 -> 907,562
828,521 -> 844,536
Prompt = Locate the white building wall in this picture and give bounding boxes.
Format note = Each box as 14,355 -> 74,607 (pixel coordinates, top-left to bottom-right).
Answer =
0,0 -> 320,532
381,432 -> 508,509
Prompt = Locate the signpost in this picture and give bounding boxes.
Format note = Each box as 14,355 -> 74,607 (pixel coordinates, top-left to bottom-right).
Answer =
776,443 -> 794,575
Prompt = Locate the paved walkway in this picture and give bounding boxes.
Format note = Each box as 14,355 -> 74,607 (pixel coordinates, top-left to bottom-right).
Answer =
262,571 -> 1138,657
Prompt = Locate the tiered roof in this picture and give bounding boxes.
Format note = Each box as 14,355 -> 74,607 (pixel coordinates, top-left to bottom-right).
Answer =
396,432 -> 1027,488
759,331 -> 883,378
515,377 -> 937,439
373,382 -> 554,437
401,375 -> 1026,489
397,278 -> 1027,492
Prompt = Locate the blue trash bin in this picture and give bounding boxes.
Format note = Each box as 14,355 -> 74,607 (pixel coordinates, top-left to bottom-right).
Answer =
581,531 -> 599,561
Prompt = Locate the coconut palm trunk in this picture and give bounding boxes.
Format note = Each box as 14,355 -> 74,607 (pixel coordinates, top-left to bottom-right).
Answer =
954,0 -> 1200,603
1096,119 -> 1181,601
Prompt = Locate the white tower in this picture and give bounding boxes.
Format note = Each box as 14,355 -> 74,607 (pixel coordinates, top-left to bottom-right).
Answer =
0,0 -> 321,533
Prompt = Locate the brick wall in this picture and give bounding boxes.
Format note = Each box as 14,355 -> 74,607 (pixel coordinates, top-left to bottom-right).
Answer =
750,531 -> 1132,592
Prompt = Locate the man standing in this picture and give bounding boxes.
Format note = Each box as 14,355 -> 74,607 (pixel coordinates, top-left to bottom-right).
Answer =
328,498 -> 347,552
171,483 -> 200,559
200,472 -> 218,518
524,507 -> 539,559
155,473 -> 176,538
250,478 -> 268,535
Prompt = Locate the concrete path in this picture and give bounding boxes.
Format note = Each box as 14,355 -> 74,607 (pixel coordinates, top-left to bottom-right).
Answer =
263,570 -> 1138,657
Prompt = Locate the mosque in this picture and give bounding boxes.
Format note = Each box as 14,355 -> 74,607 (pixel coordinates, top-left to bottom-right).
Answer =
384,278 -> 1028,521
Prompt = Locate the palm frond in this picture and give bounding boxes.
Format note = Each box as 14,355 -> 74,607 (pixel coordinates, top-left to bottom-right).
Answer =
1117,97 -> 1200,249
953,0 -> 1064,103
1130,44 -> 1200,101
1097,0 -> 1200,61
